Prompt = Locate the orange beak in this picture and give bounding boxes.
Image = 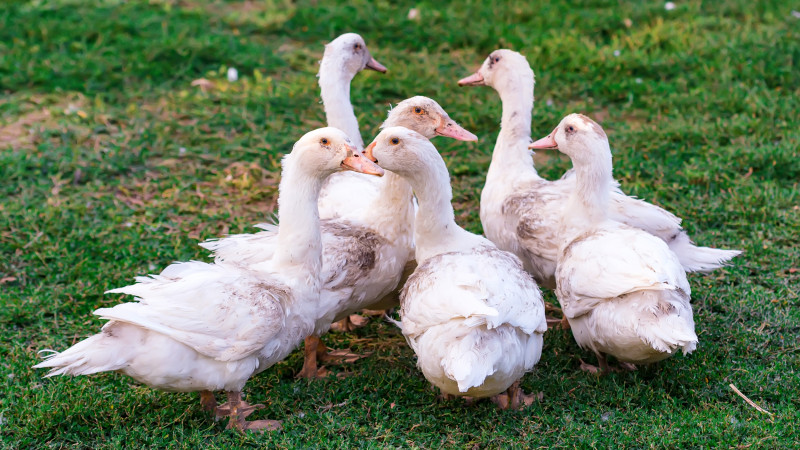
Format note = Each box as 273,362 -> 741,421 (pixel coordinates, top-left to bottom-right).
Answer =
364,141 -> 378,162
341,144 -> 384,176
365,56 -> 387,73
529,128 -> 559,149
457,72 -> 485,86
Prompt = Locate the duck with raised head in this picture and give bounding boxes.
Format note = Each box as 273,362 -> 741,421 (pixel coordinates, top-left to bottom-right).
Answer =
530,114 -> 698,373
33,128 -> 383,431
202,96 -> 477,378
366,127 -> 546,409
459,50 -> 740,297
315,32 -> 388,222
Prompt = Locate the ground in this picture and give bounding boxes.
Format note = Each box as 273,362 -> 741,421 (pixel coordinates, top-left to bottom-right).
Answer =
1,0 -> 798,447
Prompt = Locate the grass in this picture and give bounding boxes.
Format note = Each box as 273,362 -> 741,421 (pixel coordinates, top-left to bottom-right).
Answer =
1,0 -> 798,447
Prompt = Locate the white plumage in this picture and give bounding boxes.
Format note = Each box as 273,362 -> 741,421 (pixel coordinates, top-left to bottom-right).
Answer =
460,49 -> 740,289
402,247 -> 546,396
202,92 -> 476,377
368,127 -> 546,405
34,128 -> 383,430
530,114 -> 697,371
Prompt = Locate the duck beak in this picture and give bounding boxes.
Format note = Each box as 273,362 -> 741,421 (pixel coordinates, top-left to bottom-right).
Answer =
341,144 -> 384,176
364,141 -> 378,162
365,56 -> 387,73
435,118 -> 478,141
529,129 -> 558,149
457,72 -> 485,86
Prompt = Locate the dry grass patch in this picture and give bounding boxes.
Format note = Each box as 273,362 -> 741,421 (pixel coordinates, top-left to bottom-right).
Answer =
0,95 -> 85,150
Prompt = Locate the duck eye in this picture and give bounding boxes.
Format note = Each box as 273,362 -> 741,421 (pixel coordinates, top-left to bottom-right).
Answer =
494,57 -> 500,63
320,138 -> 329,145
413,107 -> 424,115
565,126 -> 575,133
390,137 -> 400,145
354,43 -> 361,51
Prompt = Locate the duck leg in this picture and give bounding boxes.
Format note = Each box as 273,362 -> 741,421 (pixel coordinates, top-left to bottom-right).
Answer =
544,303 -> 571,330
329,314 -> 370,332
580,352 -> 637,374
490,381 -> 540,410
579,350 -> 607,374
295,335 -> 369,379
546,315 -> 571,330
200,390 -> 217,413
295,335 -> 326,379
215,391 -> 281,432
437,392 -> 456,401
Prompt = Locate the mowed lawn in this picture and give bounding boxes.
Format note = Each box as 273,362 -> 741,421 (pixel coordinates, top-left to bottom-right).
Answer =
1,0 -> 798,447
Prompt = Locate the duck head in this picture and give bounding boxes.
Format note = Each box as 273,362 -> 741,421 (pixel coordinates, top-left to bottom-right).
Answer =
458,49 -> 534,94
293,127 -> 384,177
321,33 -> 387,80
382,96 -> 477,141
364,126 -> 443,178
528,114 -> 610,165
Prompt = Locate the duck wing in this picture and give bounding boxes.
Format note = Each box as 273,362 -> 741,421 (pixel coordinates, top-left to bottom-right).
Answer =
101,261 -> 288,362
557,225 -> 689,319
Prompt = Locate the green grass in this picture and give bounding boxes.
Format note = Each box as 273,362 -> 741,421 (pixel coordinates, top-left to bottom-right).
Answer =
1,0 -> 798,447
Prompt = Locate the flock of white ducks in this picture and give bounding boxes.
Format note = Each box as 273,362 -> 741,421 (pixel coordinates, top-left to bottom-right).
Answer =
34,33 -> 740,431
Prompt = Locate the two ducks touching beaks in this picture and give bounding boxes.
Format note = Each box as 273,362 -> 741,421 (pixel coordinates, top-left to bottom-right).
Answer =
34,34 -> 740,431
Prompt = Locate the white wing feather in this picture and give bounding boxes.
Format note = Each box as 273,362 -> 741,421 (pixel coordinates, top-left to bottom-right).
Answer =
557,224 -> 689,319
103,261 -> 286,362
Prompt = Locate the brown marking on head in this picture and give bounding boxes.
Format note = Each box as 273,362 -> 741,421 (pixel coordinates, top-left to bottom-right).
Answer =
576,114 -> 607,140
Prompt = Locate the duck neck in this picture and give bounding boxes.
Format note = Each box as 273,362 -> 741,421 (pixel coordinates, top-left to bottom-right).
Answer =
487,73 -> 539,183
319,64 -> 363,148
404,152 -> 484,262
272,158 -> 326,274
363,170 -> 415,246
563,152 -> 613,237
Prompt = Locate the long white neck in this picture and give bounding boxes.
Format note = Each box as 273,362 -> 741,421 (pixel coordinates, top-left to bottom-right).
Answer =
362,170 -> 415,246
272,157 -> 326,274
403,150 -> 487,263
319,62 -> 363,148
561,150 -> 614,244
486,72 -> 539,184
358,114 -> 422,245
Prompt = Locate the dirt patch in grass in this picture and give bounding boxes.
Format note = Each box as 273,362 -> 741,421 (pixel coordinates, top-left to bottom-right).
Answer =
0,96 -> 85,150
0,94 -> 130,152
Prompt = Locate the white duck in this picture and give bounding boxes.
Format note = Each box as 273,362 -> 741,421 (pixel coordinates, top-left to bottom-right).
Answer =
366,127 -> 547,408
201,97 -> 477,378
459,50 -> 740,292
315,32 -> 387,222
530,114 -> 698,372
33,128 -> 384,431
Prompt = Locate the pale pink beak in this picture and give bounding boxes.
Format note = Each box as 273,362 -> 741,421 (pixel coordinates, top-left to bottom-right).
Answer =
341,144 -> 384,176
365,57 -> 387,73
529,129 -> 558,149
457,72 -> 485,86
435,118 -> 478,141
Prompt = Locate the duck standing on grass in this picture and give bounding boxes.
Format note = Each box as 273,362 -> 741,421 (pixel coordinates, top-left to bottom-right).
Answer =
33,128 -> 384,431
458,50 -> 740,298
530,115 -> 698,373
203,97 -> 477,379
366,127 -> 547,409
